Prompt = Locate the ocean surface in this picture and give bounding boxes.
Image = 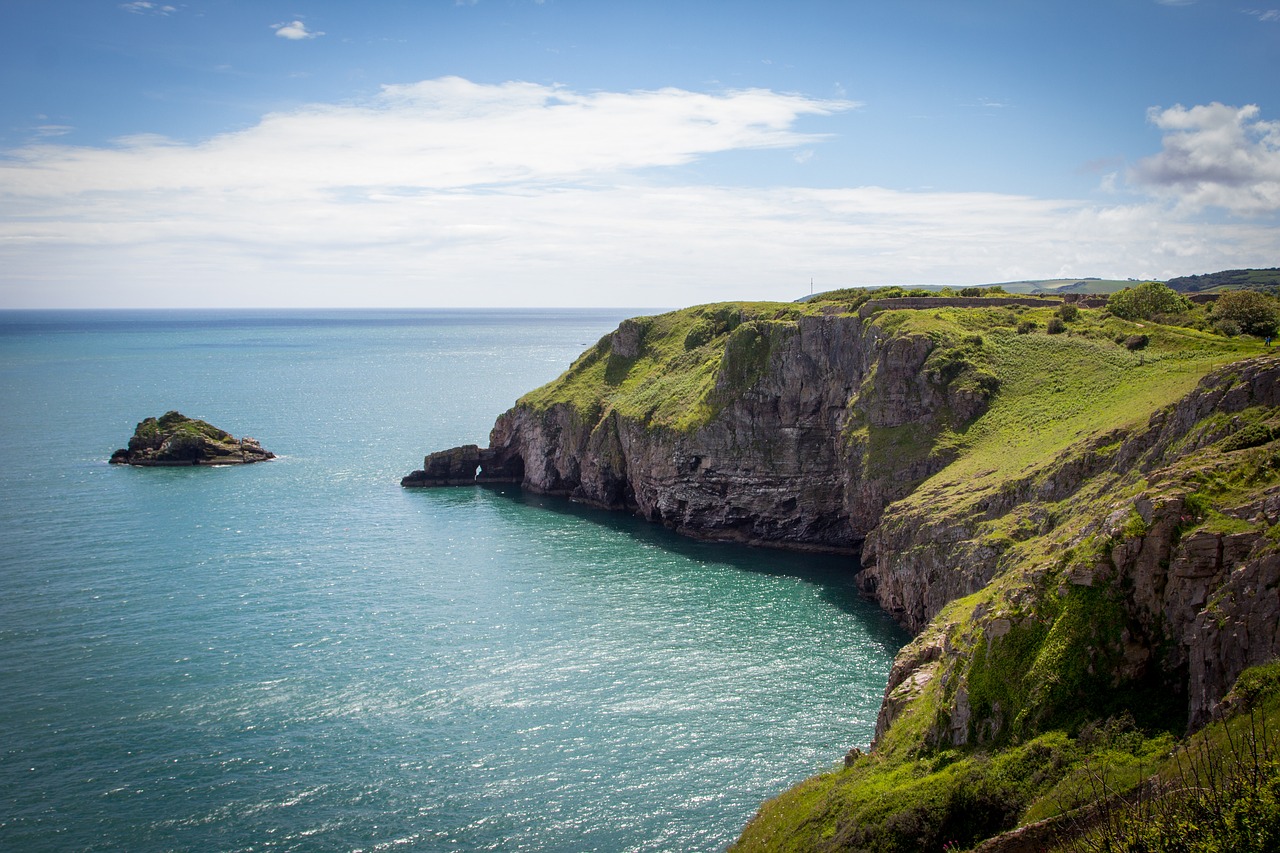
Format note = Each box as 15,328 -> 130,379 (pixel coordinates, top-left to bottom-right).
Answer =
0,309 -> 906,852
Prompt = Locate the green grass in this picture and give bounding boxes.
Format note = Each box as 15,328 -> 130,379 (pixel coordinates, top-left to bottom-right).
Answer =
725,304 -> 1276,851
1051,663 -> 1280,852
517,301 -> 821,433
736,663 -> 1280,853
891,307 -> 1259,514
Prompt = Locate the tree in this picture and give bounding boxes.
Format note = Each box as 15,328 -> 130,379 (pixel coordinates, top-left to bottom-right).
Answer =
1212,290 -> 1280,337
1106,282 -> 1191,321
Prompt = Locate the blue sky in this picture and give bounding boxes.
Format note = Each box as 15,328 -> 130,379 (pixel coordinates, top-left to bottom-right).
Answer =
1,0 -> 1278,308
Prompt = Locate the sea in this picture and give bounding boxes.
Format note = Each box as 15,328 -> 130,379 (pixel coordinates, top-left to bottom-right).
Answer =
0,309 -> 906,852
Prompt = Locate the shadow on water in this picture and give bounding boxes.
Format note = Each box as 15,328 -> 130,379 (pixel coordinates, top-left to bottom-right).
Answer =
409,483 -> 909,646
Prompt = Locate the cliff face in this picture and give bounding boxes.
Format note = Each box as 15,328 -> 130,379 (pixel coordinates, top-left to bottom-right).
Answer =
869,357 -> 1280,757
404,298 -> 1280,848
409,309 -> 990,552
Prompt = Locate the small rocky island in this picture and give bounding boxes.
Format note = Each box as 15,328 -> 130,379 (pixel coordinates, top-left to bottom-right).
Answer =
109,411 -> 274,466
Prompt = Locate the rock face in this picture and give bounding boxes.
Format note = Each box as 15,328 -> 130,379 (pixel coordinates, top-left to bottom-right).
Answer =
109,411 -> 274,466
866,357 -> 1280,750
405,313 -> 989,553
405,302 -> 1280,750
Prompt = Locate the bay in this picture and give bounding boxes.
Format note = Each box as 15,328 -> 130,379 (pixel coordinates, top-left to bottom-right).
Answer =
0,309 -> 905,852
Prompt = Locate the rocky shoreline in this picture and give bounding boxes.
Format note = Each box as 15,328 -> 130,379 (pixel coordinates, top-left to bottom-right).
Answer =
403,297 -> 1280,848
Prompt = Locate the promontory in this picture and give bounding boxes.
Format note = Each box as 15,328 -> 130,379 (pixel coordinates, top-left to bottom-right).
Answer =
404,285 -> 1280,851
110,410 -> 275,466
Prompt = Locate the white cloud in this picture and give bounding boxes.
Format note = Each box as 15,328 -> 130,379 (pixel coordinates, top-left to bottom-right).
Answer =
120,1 -> 176,14
1129,102 -> 1280,215
273,20 -> 324,40
0,80 -> 1276,308
1244,9 -> 1280,22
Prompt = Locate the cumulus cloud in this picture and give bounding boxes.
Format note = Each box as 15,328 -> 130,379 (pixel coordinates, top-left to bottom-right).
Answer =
0,79 -> 1276,308
1129,102 -> 1280,215
273,20 -> 323,40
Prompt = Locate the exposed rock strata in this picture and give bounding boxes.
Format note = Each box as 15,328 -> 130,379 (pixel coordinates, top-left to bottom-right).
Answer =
867,357 -> 1280,747
406,307 -> 1280,748
110,411 -> 274,466
405,314 -> 988,552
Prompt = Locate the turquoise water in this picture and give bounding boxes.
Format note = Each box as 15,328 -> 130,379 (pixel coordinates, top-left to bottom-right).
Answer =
0,310 -> 905,852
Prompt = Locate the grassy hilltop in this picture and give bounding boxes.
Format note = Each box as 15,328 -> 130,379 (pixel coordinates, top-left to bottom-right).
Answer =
514,284 -> 1280,851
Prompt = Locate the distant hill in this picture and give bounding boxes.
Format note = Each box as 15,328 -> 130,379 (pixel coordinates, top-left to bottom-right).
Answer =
997,278 -> 1134,294
806,279 -> 1135,301
1166,267 -> 1280,293
806,270 -> 1280,302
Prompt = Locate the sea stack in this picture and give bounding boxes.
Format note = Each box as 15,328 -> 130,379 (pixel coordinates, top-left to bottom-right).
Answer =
109,411 -> 275,466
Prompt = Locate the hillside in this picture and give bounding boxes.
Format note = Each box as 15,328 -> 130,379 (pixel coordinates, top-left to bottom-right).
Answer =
1167,267 -> 1280,293
405,291 -> 1280,850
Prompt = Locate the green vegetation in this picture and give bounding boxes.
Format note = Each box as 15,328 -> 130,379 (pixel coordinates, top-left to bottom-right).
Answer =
884,304 -> 1255,512
517,301 -> 812,432
520,289 -> 1278,851
1167,267 -> 1280,293
1055,662 -> 1280,853
737,663 -> 1280,853
715,295 -> 1274,851
153,410 -> 233,443
1210,289 -> 1280,337
1106,281 -> 1192,321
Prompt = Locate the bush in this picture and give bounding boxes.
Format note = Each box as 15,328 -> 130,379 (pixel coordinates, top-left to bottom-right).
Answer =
1062,711 -> 1280,853
1107,282 -> 1191,321
1047,318 -> 1067,335
1058,304 -> 1080,322
1213,318 -> 1242,337
1018,320 -> 1038,335
1212,290 -> 1280,337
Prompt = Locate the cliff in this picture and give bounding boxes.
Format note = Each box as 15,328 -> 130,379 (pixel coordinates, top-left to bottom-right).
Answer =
110,411 -> 274,466
404,294 -> 1280,850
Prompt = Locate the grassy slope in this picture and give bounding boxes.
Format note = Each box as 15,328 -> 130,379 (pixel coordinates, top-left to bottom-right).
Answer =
889,305 -> 1255,510
736,662 -> 1280,853
512,295 -> 1274,850
730,306 -> 1272,851
516,301 -> 822,432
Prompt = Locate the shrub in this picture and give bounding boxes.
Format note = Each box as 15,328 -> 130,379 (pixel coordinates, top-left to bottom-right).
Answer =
1125,334 -> 1149,351
1062,711 -> 1280,853
1047,317 -> 1067,335
1212,290 -> 1280,337
1213,318 -> 1242,337
1018,320 -> 1038,335
1107,282 -> 1191,321
1221,422 -> 1278,452
1058,304 -> 1080,322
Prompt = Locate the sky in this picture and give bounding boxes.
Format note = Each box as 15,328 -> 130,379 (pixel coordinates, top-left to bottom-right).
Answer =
1,1 -> 1278,308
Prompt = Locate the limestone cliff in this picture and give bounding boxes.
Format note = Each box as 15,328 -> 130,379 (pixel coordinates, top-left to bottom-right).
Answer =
406,305 -> 993,552
403,296 -> 1280,850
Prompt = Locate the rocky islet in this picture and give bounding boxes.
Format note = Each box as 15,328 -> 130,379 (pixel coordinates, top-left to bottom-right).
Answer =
110,410 -> 275,466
